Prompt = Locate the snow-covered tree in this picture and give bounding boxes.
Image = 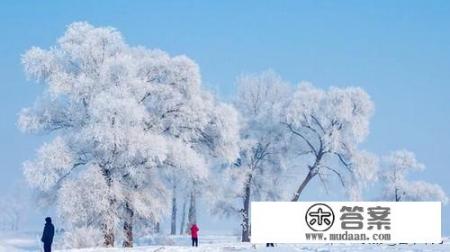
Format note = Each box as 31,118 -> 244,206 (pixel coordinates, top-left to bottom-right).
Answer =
179,196 -> 188,234
133,32 -> 240,235
20,22 -> 170,246
282,83 -> 378,201
159,140 -> 208,235
380,150 -> 448,203
0,185 -> 29,231
60,226 -> 105,249
19,22 -> 239,248
211,71 -> 292,242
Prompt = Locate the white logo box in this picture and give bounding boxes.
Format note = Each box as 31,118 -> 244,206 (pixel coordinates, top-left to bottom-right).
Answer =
251,201 -> 441,244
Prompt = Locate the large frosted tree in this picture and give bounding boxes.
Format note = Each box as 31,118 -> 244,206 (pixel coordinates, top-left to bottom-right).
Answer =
211,71 -> 291,242
212,73 -> 379,241
19,22 -> 239,248
235,71 -> 292,242
282,83 -> 378,201
380,150 -> 448,203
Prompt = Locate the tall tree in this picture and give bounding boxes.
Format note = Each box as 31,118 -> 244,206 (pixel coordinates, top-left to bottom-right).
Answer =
236,71 -> 292,242
19,22 -> 239,248
187,190 -> 197,231
282,83 -> 378,201
159,141 -> 208,236
179,195 -> 188,235
20,22 -> 171,246
170,183 -> 177,235
211,71 -> 291,242
380,150 -> 448,203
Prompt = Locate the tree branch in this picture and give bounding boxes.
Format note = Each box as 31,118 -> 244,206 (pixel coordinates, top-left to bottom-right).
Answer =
284,123 -> 318,157
324,166 -> 346,187
317,172 -> 329,194
310,114 -> 326,134
334,152 -> 352,173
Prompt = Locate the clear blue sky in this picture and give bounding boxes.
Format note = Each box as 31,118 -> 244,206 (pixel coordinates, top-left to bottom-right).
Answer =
1,0 -> 449,234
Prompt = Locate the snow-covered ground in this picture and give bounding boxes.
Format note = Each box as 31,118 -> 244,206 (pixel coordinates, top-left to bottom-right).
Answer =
0,231 -> 42,251
1,233 -> 449,252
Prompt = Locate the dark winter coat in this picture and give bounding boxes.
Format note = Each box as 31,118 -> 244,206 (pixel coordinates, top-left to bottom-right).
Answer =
41,218 -> 55,244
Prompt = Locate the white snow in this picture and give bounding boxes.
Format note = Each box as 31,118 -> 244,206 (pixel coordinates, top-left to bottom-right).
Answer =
1,234 -> 449,252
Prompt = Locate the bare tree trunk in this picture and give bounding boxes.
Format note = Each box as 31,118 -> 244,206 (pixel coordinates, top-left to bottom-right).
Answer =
123,202 -> 134,247
103,202 -> 115,247
154,222 -> 161,233
170,184 -> 177,235
292,153 -> 323,202
103,224 -> 115,247
187,190 -> 197,232
102,169 -> 115,247
241,175 -> 252,242
291,170 -> 316,201
395,187 -> 402,202
179,196 -> 187,235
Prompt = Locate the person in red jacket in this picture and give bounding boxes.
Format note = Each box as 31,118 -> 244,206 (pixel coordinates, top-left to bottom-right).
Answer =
190,223 -> 199,247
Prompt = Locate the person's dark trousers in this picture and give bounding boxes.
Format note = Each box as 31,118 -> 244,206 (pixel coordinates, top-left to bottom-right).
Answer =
266,243 -> 274,247
192,237 -> 198,247
44,243 -> 52,252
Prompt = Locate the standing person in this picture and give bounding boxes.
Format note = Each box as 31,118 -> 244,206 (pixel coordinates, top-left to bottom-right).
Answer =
190,223 -> 199,247
41,217 -> 55,252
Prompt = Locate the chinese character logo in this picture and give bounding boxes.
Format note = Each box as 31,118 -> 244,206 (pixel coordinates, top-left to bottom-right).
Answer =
340,206 -> 364,230
305,203 -> 335,232
367,206 -> 391,230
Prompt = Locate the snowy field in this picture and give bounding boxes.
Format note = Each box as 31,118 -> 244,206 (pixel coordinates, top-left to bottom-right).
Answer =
1,233 -> 449,252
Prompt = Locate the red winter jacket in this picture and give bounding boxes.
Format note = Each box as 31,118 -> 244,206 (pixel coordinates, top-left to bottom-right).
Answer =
190,224 -> 199,238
